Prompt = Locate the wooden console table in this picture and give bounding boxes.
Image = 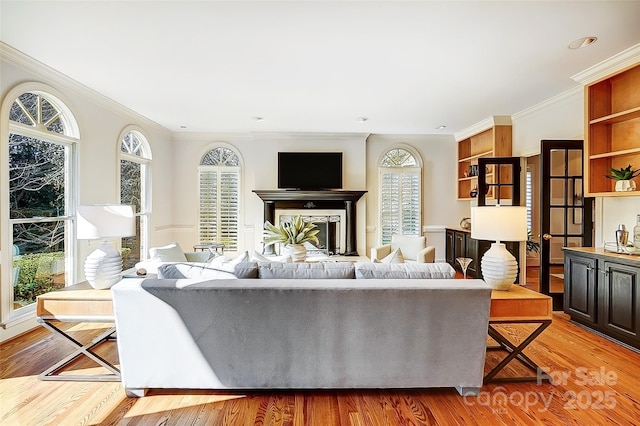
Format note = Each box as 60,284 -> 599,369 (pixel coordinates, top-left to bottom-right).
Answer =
36,282 -> 119,382
486,285 -> 553,383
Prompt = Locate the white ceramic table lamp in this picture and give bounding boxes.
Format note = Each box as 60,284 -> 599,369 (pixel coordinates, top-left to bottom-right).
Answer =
471,205 -> 527,291
77,205 -> 135,289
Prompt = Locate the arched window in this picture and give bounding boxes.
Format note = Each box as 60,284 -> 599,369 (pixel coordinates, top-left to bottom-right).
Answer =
119,129 -> 152,267
198,146 -> 241,251
3,89 -> 79,322
379,147 -> 422,244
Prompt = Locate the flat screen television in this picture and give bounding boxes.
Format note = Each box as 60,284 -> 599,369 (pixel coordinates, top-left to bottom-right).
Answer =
278,152 -> 343,190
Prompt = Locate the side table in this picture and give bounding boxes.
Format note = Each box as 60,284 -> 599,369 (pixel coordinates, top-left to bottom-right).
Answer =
193,242 -> 225,255
485,285 -> 553,384
36,281 -> 119,382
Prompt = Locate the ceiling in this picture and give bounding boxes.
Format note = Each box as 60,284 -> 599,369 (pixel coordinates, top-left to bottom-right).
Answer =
2,1 -> 640,136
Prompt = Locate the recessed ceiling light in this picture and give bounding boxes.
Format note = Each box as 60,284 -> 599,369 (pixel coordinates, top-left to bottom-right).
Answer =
569,36 -> 597,50
357,117 -> 368,122
435,125 -> 446,130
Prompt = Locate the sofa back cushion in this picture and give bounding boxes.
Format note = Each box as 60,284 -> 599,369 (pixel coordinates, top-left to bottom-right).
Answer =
354,262 -> 455,279
258,261 -> 355,279
158,261 -> 258,280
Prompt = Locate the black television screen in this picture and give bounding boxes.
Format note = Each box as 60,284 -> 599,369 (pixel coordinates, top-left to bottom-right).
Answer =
278,152 -> 343,190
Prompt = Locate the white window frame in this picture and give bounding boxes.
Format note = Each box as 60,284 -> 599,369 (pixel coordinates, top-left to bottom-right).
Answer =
198,146 -> 242,252
118,127 -> 152,262
1,84 -> 79,328
378,146 -> 422,245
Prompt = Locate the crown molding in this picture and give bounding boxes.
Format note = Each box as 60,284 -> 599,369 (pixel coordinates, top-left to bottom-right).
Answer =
172,132 -> 253,142
571,43 -> 640,85
454,115 -> 512,141
251,132 -> 371,142
512,86 -> 582,121
0,42 -> 170,137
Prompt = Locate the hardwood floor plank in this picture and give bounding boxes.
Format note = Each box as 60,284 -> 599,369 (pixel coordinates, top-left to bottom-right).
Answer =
2,313 -> 640,425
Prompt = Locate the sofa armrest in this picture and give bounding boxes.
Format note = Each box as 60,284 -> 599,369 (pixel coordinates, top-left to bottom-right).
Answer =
416,246 -> 436,263
370,244 -> 392,262
185,251 -> 212,262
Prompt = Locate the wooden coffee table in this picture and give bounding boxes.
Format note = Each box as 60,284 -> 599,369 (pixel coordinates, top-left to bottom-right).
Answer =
485,285 -> 553,383
36,282 -> 119,381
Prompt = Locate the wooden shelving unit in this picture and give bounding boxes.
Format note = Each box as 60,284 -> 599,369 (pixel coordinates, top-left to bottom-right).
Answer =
585,63 -> 640,196
457,124 -> 512,200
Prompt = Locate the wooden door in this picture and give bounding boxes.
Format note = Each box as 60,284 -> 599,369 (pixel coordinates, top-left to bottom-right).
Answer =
540,140 -> 593,310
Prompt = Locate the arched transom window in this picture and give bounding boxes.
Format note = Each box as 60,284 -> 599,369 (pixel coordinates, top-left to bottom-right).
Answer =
198,147 -> 240,251
379,147 -> 422,244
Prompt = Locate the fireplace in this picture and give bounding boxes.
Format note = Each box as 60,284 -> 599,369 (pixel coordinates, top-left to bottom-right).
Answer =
253,190 -> 367,256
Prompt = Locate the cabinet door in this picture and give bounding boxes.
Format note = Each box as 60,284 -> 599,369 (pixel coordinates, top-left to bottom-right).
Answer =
601,261 -> 640,346
564,254 -> 597,325
445,229 -> 455,266
465,233 -> 479,278
453,231 -> 466,272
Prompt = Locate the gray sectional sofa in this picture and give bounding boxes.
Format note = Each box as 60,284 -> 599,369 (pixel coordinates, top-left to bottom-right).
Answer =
111,261 -> 492,397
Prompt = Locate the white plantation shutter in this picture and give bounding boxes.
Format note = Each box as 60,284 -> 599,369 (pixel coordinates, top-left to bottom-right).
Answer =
199,147 -> 240,251
379,148 -> 421,245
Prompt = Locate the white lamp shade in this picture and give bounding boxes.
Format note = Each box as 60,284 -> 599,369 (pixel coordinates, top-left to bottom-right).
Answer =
470,205 -> 527,242
77,205 -> 135,239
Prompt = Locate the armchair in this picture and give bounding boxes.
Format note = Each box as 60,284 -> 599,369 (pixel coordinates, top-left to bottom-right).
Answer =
371,235 -> 435,263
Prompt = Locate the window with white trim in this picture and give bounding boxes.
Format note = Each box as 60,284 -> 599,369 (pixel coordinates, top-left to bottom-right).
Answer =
379,147 -> 422,244
4,91 -> 78,322
198,147 -> 240,251
119,130 -> 151,267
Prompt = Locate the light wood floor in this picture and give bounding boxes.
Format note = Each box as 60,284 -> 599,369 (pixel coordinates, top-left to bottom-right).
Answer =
2,314 -> 640,425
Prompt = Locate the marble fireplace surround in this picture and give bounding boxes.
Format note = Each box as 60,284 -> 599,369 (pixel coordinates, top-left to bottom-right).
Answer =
253,190 -> 367,256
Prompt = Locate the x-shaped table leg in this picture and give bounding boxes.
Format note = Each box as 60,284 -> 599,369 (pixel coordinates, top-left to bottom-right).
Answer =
37,319 -> 120,382
484,320 -> 552,384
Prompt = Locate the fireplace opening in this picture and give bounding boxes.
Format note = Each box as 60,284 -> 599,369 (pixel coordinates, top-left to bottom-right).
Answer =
277,213 -> 343,256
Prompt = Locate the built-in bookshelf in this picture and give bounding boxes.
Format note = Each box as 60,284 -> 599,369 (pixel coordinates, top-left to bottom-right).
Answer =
585,62 -> 640,196
457,124 -> 512,200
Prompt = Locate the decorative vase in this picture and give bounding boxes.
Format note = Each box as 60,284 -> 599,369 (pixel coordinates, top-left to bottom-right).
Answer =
285,244 -> 307,262
615,180 -> 636,192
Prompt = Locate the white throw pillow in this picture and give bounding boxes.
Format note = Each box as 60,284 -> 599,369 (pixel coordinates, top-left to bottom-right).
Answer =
149,242 -> 187,262
380,248 -> 405,263
251,250 -> 271,262
207,251 -> 250,273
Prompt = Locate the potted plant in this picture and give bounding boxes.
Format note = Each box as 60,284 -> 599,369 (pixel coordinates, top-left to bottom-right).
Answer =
263,215 -> 320,262
526,231 -> 540,255
606,164 -> 639,192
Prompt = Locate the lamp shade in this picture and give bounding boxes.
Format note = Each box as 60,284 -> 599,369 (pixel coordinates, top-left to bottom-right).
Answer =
470,205 -> 527,242
77,205 -> 135,239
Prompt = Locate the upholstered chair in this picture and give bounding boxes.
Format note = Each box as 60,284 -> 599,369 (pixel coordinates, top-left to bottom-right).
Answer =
370,235 -> 435,263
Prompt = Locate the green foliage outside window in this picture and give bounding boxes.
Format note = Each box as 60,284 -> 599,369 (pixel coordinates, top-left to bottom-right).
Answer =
13,252 -> 65,306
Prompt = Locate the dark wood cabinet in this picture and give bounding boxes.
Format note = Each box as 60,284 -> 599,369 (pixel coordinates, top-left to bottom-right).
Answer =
445,228 -> 519,280
564,248 -> 640,350
564,252 -> 598,325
